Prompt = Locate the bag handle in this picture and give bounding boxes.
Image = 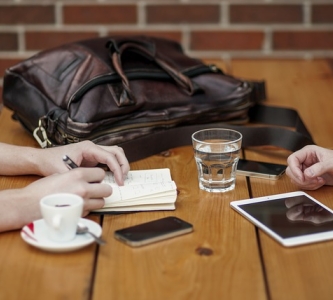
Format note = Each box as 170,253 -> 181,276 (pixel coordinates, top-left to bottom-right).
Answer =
106,39 -> 202,106
118,104 -> 315,163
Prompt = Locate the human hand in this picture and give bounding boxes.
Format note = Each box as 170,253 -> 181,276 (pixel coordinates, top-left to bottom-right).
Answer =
37,141 -> 130,185
0,168 -> 112,232
23,168 -> 111,218
286,145 -> 333,190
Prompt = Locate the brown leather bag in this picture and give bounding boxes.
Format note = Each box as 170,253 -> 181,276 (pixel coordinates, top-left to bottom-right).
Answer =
2,36 -> 313,162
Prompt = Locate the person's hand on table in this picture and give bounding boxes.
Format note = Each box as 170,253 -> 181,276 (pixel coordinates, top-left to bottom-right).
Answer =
27,168 -> 111,216
37,141 -> 130,185
0,167 -> 111,232
0,141 -> 130,232
286,145 -> 333,190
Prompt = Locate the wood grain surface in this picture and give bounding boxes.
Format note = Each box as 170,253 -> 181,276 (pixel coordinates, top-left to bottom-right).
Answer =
1,59 -> 333,300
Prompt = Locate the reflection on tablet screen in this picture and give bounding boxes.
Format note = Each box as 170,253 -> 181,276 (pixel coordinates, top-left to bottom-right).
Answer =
238,195 -> 333,239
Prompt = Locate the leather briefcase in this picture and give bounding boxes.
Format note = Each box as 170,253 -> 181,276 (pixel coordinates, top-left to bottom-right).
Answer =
2,36 -> 263,144
2,36 -> 313,162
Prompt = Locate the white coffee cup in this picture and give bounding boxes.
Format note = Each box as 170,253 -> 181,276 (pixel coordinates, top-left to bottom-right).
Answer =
40,193 -> 84,243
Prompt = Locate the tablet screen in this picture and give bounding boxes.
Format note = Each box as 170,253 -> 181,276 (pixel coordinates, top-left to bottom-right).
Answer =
239,195 -> 333,238
232,193 -> 333,243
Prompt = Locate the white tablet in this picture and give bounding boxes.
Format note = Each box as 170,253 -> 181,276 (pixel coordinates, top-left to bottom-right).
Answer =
230,191 -> 333,247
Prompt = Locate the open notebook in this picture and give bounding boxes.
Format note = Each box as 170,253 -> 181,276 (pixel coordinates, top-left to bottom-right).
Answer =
93,168 -> 177,212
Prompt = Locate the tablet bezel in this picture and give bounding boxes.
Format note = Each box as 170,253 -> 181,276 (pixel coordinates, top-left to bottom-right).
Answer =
230,191 -> 333,247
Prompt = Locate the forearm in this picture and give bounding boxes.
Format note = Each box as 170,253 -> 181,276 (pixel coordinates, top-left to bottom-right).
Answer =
0,143 -> 43,176
0,141 -> 130,181
0,167 -> 111,232
0,188 -> 42,232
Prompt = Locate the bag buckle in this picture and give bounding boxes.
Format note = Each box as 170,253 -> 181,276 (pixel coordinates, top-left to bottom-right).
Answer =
33,119 -> 53,148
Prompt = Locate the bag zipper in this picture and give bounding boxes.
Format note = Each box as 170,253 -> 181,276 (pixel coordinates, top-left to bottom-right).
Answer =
58,100 -> 251,144
67,65 -> 220,108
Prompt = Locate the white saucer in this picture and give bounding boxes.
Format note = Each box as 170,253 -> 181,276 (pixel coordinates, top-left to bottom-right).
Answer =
21,218 -> 102,253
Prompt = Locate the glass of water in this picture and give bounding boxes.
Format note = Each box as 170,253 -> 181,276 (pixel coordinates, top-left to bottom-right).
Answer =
191,128 -> 242,193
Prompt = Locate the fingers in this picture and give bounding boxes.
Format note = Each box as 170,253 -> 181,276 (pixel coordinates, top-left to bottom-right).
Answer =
82,198 -> 105,215
89,144 -> 130,185
112,146 -> 130,176
66,169 -> 111,213
287,174 -> 325,190
99,145 -> 129,167
286,146 -> 315,181
304,159 -> 333,179
22,168 -> 112,225
68,167 -> 104,182
286,163 -> 325,190
55,168 -> 111,198
285,165 -> 304,185
44,141 -> 130,184
286,145 -> 327,190
80,182 -> 109,216
286,150 -> 308,185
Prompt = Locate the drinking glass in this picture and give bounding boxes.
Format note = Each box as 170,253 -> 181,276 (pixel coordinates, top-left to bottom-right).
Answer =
192,128 -> 242,193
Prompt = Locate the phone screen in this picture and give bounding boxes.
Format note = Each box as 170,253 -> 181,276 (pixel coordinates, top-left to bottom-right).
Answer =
237,159 -> 287,179
114,216 -> 193,247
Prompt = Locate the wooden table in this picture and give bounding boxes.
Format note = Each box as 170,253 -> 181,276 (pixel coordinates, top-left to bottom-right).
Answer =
1,59 -> 333,300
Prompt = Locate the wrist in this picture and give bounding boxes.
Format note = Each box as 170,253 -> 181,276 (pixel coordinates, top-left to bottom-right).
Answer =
23,147 -> 46,176
0,188 -> 40,232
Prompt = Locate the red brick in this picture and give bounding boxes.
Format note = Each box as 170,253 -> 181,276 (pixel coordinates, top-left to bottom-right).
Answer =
273,31 -> 333,50
25,31 -> 99,51
0,5 -> 54,24
312,5 -> 333,23
63,5 -> 137,24
0,33 -> 18,51
191,31 -> 264,51
147,5 -> 220,24
230,4 -> 302,24
106,31 -> 182,44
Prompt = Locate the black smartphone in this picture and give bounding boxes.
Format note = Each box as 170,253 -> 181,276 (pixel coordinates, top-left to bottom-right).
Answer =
237,159 -> 287,180
114,216 -> 193,247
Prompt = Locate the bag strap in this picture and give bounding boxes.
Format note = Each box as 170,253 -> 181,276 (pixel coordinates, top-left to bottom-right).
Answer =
119,104 -> 315,163
106,39 -> 202,106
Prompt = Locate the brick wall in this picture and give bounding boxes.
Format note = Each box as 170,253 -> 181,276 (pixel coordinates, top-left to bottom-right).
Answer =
0,0 -> 333,86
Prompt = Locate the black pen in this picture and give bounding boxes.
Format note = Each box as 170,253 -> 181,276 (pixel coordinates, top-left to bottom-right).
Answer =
63,155 -> 78,170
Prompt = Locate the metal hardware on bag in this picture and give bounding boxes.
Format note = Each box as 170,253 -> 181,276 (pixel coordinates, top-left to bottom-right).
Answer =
65,135 -> 81,144
57,127 -> 81,144
209,64 -> 220,73
33,119 -> 52,148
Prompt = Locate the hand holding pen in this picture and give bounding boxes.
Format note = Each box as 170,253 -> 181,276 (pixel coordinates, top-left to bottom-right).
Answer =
63,155 -> 106,184
63,155 -> 78,170
62,146 -> 129,185
63,155 -> 109,171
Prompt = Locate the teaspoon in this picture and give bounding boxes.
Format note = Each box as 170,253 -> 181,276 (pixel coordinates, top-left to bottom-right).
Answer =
76,223 -> 106,245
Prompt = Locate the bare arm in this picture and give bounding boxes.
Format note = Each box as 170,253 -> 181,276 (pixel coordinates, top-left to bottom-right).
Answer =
0,140 -> 130,185
0,140 -> 130,232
